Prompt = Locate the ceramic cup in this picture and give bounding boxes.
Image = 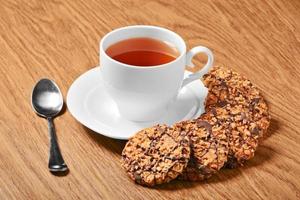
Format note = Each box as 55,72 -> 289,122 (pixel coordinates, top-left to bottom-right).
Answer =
100,25 -> 213,122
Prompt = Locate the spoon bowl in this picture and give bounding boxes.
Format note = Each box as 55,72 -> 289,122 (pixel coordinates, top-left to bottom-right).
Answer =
32,79 -> 63,117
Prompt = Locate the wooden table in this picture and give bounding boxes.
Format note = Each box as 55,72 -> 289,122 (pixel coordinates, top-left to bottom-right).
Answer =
1,0 -> 299,199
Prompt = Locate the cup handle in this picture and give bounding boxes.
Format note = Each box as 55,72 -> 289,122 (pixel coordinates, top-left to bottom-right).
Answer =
181,46 -> 214,88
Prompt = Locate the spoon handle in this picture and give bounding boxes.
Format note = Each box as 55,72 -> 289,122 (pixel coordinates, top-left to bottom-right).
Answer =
47,117 -> 68,172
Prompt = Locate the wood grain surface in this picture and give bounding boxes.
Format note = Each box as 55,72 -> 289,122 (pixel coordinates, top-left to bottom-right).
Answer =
0,0 -> 300,199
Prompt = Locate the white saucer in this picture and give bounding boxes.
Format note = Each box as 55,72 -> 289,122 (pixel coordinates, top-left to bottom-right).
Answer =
67,66 -> 207,140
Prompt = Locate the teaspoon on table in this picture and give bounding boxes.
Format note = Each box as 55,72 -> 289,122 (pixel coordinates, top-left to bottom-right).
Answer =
31,78 -> 68,173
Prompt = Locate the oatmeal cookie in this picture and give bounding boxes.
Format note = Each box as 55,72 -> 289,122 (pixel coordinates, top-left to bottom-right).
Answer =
175,115 -> 229,181
203,66 -> 271,168
121,124 -> 190,186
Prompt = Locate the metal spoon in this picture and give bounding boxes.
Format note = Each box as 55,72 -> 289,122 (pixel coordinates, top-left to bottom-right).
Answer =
31,78 -> 68,172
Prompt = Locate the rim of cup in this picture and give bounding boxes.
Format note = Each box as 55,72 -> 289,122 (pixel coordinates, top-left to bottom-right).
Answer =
100,25 -> 187,69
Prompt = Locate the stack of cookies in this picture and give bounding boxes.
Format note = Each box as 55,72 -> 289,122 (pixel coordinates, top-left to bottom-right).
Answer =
121,66 -> 271,187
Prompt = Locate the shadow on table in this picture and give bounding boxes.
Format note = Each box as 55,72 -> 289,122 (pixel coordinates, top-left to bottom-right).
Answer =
83,126 -> 126,155
157,118 -> 280,190
57,102 -> 68,117
263,117 -> 280,140
158,144 -> 276,190
51,169 -> 70,177
82,117 -> 279,190
241,117 -> 280,168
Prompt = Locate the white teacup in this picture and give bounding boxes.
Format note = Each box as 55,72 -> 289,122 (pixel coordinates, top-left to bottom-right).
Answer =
100,25 -> 213,122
